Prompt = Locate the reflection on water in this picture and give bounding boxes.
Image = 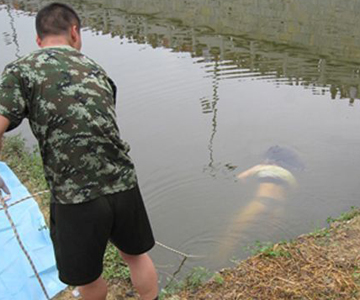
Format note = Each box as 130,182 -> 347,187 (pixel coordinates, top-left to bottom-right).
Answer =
1,0 -> 360,283
1,0 -> 360,104
3,4 -> 20,58
202,59 -> 220,177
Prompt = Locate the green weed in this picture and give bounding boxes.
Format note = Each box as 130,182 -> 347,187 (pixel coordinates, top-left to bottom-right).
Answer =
352,266 -> 360,286
327,207 -> 360,224
160,267 -> 217,299
184,267 -> 214,289
1,135 -> 49,207
103,243 -> 130,280
212,273 -> 225,285
309,227 -> 331,238
247,240 -> 291,258
160,279 -> 184,299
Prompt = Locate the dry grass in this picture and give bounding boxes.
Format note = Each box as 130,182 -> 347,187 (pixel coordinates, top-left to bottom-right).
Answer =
171,213 -> 360,300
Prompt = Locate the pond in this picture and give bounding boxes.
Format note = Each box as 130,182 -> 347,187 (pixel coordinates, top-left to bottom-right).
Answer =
1,0 -> 360,283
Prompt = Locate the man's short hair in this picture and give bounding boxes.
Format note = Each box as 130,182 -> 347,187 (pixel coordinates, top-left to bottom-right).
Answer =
36,2 -> 81,39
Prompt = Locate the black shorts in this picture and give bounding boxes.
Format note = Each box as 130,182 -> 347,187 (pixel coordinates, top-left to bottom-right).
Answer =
49,185 -> 155,286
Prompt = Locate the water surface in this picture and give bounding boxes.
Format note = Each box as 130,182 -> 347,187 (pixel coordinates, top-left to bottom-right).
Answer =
1,0 -> 360,282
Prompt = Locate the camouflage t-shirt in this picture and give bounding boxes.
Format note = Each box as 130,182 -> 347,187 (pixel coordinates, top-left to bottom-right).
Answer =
0,45 -> 137,204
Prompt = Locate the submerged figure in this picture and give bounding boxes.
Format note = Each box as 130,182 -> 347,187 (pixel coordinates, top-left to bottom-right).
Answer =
238,145 -> 303,201
216,145 -> 304,263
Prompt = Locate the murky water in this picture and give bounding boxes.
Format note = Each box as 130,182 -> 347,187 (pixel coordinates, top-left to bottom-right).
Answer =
1,0 -> 360,283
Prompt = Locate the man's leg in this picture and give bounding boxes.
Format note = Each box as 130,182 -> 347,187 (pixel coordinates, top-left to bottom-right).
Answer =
78,276 -> 107,300
120,251 -> 158,300
109,186 -> 158,299
50,199 -> 113,300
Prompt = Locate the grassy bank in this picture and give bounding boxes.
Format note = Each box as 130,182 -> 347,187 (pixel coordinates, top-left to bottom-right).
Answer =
164,208 -> 360,300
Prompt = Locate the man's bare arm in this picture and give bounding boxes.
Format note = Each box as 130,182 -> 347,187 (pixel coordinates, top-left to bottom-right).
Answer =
0,115 -> 11,197
0,115 -> 10,150
237,164 -> 263,181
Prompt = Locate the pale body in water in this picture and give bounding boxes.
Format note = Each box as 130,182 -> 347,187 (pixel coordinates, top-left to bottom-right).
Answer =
216,146 -> 303,262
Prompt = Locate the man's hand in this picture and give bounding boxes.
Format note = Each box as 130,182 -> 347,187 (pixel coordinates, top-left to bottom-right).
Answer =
0,115 -> 10,150
0,174 -> 10,200
0,115 -> 10,201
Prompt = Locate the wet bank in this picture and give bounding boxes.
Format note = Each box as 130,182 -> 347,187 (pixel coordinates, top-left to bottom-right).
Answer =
168,207 -> 360,300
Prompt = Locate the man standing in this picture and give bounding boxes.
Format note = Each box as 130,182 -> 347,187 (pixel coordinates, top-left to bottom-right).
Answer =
0,3 -> 158,300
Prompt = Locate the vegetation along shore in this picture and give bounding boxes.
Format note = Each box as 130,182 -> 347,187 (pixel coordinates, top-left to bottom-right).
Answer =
1,135 -> 360,300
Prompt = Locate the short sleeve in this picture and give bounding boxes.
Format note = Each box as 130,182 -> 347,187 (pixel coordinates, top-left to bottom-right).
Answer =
0,64 -> 28,131
107,77 -> 117,104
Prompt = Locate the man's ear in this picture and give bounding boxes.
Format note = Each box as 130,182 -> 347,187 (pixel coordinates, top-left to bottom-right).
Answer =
70,25 -> 79,42
36,35 -> 42,47
70,25 -> 82,50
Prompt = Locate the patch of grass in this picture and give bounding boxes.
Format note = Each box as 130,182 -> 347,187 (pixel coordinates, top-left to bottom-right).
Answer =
160,267 -> 217,299
212,273 -> 225,285
352,267 -> 360,286
247,240 -> 291,258
103,243 -> 130,280
1,135 -> 45,184
160,279 -> 183,299
184,267 -> 214,290
327,207 -> 360,224
1,135 -> 49,208
309,226 -> 331,238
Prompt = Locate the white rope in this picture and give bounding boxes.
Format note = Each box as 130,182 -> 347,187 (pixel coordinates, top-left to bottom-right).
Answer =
0,190 -> 50,210
155,241 -> 204,258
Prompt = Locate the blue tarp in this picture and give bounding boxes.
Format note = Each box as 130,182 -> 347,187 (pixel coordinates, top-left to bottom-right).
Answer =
0,162 -> 67,300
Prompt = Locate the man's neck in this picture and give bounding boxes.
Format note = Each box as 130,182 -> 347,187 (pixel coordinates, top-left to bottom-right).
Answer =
39,36 -> 72,49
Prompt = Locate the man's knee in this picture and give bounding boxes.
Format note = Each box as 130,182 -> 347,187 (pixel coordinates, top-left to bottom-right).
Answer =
120,251 -> 148,264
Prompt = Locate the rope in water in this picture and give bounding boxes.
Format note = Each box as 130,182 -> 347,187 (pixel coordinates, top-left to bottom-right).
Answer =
0,195 -> 50,300
155,241 -> 204,258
